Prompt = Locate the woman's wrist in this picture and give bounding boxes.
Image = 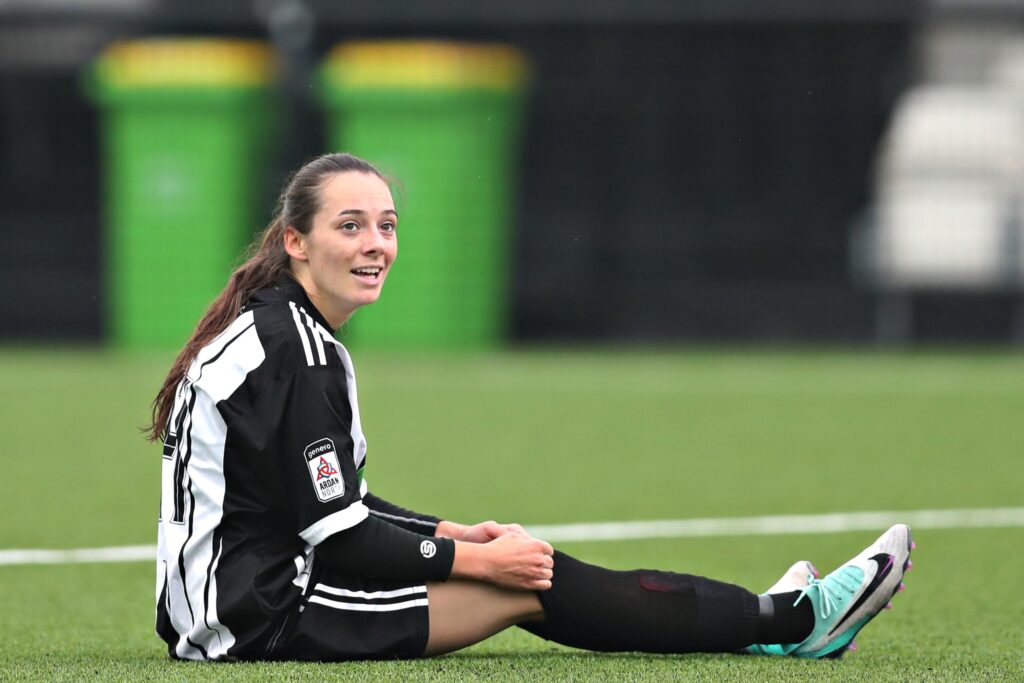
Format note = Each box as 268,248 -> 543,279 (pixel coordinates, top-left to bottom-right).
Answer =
450,539 -> 486,580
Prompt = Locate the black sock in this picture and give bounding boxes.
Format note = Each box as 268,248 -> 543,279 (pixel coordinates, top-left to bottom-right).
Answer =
755,591 -> 815,644
519,551 -> 761,653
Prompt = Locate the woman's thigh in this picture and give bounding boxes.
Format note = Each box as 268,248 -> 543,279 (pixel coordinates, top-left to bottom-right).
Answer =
424,580 -> 544,656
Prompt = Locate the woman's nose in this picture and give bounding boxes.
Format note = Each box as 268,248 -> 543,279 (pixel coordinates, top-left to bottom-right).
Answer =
361,227 -> 386,254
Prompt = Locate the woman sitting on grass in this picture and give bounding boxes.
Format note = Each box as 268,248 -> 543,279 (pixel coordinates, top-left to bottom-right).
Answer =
148,152 -> 912,662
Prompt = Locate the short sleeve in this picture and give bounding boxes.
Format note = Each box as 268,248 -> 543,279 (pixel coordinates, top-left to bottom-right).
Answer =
260,365 -> 368,545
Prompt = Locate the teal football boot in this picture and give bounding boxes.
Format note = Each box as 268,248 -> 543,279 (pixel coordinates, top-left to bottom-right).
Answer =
789,524 -> 914,659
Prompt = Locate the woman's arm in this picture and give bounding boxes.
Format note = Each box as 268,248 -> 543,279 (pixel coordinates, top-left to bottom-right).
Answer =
316,514 -> 455,579
436,520 -> 531,543
363,492 -> 530,543
362,492 -> 443,534
317,516 -> 554,590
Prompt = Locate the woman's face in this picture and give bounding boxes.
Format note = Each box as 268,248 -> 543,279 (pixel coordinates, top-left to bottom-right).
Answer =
288,171 -> 398,328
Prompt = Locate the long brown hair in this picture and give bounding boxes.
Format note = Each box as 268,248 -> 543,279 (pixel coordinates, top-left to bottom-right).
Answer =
146,152 -> 385,441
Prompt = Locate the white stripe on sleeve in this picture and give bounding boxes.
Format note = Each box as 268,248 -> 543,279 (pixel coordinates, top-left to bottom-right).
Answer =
299,502 -> 370,546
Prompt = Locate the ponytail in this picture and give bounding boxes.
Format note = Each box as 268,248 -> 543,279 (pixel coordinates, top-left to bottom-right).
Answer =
146,152 -> 385,441
146,217 -> 289,440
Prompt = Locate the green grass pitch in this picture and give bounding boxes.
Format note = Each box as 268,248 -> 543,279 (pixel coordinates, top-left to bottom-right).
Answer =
1,347 -> 1022,681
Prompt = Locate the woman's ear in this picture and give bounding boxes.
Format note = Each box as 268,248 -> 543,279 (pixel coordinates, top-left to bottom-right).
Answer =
283,226 -> 308,261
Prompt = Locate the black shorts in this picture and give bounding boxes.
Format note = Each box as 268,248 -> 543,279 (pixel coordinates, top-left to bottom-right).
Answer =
272,562 -> 431,661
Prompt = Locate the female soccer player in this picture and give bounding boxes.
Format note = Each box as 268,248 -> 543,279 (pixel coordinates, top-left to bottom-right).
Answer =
149,152 -> 912,662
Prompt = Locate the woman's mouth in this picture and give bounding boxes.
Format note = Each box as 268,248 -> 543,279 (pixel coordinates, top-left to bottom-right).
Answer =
351,266 -> 383,283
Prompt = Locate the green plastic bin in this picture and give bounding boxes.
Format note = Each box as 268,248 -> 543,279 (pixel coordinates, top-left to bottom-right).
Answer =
86,38 -> 277,348
319,41 -> 529,349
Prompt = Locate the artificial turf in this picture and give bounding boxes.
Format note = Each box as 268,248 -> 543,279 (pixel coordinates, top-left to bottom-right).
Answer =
1,347 -> 1021,681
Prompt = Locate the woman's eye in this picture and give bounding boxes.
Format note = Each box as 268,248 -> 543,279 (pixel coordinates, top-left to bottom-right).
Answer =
380,222 -> 396,233
340,221 -> 359,232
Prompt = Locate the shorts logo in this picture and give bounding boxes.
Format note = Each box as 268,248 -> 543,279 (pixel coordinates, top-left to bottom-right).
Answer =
304,438 -> 344,502
420,540 -> 437,559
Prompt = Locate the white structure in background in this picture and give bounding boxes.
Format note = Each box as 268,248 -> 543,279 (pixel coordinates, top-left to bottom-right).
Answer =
862,23 -> 1024,340
872,86 -> 1023,287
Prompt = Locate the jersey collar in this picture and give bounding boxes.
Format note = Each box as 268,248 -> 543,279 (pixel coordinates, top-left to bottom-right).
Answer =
247,274 -> 336,333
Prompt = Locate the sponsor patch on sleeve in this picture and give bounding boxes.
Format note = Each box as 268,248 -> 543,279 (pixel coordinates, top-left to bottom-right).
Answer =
304,438 -> 345,502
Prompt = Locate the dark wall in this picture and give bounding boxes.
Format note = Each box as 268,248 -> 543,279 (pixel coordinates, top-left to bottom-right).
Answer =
0,4 -> 926,343
513,23 -> 911,341
0,68 -> 102,339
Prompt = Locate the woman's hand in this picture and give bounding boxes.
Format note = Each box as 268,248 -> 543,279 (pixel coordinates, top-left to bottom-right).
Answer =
462,520 -> 529,543
452,533 -> 555,591
436,520 -> 531,543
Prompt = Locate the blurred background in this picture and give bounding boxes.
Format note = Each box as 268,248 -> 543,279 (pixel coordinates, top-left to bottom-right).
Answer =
2,5 -> 1023,675
3,0 -> 1024,347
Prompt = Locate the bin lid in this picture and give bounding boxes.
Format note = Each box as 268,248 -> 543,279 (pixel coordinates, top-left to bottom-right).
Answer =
322,41 -> 528,92
93,38 -> 275,90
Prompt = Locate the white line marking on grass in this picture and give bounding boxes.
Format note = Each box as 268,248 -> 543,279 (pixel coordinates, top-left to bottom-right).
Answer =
0,545 -> 155,566
528,507 -> 1024,542
2,507 -> 1022,566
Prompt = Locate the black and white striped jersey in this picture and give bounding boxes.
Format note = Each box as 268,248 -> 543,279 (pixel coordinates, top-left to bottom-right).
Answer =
156,277 -> 372,661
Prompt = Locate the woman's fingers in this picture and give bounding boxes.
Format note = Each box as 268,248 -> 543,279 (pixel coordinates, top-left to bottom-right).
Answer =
481,521 -> 504,540
520,550 -> 553,586
462,520 -> 514,543
481,532 -> 559,590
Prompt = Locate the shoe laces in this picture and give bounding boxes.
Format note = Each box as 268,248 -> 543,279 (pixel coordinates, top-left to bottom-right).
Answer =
793,568 -> 861,620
